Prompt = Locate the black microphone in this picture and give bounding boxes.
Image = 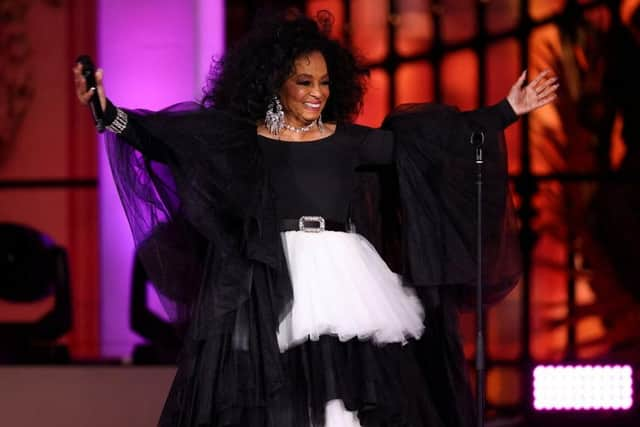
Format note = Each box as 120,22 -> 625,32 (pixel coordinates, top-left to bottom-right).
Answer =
470,130 -> 485,146
469,124 -> 485,163
76,55 -> 105,133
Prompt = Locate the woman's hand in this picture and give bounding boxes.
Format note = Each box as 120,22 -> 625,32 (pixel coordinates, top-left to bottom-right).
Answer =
72,63 -> 107,112
506,69 -> 558,116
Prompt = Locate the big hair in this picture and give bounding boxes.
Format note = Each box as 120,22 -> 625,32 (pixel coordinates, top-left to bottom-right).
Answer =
203,9 -> 368,123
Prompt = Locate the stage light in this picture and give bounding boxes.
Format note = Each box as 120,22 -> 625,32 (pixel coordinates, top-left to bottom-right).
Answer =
533,365 -> 633,410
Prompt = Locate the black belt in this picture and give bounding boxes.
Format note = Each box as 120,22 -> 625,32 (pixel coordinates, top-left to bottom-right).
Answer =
280,216 -> 353,233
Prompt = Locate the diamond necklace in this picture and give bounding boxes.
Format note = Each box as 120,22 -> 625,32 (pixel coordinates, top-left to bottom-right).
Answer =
282,119 -> 323,133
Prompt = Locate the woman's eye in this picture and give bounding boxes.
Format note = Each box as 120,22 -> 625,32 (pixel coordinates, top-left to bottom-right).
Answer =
295,80 -> 330,87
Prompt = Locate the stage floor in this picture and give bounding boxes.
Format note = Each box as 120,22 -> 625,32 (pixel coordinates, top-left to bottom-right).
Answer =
0,366 -> 176,427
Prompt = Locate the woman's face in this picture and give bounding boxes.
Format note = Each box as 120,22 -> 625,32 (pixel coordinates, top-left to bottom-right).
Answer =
278,50 -> 330,127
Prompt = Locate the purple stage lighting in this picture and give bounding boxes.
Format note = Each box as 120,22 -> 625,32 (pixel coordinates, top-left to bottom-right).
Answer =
533,365 -> 633,411
98,0 -> 225,358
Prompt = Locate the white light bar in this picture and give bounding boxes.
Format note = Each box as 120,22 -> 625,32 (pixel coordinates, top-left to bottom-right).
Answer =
533,365 -> 633,410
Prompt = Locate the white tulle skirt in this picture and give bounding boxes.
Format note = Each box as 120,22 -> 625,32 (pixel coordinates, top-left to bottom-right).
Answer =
276,230 -> 426,427
277,230 -> 425,351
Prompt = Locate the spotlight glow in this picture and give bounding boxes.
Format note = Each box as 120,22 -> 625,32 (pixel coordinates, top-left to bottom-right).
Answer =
533,365 -> 633,410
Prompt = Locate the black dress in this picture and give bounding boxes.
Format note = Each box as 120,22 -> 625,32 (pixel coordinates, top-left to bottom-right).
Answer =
103,99 -> 521,426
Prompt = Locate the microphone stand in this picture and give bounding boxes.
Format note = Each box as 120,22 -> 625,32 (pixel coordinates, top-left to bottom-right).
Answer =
471,129 -> 486,427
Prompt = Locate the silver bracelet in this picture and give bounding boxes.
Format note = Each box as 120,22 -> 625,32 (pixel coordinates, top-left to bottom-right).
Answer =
106,108 -> 128,134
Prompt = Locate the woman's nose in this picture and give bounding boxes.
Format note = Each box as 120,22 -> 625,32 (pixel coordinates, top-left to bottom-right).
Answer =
310,86 -> 322,97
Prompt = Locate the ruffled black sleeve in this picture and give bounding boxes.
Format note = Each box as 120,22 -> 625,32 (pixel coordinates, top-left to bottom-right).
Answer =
383,100 -> 521,307
103,102 -> 286,329
103,98 -> 171,162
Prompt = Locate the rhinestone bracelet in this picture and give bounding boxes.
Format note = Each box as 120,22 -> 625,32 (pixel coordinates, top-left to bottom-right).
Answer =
106,108 -> 128,134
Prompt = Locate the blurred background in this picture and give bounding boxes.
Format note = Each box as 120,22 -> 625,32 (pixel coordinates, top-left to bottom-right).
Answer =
1,0 -> 639,425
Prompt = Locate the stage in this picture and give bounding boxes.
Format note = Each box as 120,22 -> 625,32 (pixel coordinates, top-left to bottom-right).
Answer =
0,366 -> 175,427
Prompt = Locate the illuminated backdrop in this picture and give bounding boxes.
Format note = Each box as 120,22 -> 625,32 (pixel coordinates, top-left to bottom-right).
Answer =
98,0 -> 224,357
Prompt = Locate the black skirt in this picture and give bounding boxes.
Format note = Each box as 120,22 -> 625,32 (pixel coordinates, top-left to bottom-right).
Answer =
158,263 -> 475,427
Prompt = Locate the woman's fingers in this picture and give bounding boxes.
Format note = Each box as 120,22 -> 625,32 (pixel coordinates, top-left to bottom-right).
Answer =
73,64 -> 91,104
529,69 -> 551,90
533,76 -> 558,93
81,88 -> 96,104
72,63 -> 106,111
526,70 -> 559,111
529,74 -> 558,110
535,93 -> 557,109
528,70 -> 560,104
507,68 -> 559,115
513,70 -> 527,89
536,81 -> 559,99
94,68 -> 107,111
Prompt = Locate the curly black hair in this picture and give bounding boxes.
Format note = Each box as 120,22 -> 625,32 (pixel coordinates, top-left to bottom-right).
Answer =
203,9 -> 368,123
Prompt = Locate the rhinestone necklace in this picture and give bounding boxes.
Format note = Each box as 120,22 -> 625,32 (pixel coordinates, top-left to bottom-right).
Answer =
282,119 -> 320,133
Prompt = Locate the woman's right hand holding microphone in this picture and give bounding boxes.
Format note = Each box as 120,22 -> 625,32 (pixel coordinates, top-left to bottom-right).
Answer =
73,61 -> 107,113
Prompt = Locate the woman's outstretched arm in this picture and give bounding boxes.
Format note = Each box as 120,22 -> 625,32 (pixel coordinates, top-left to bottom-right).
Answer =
72,63 -> 169,162
461,69 -> 559,130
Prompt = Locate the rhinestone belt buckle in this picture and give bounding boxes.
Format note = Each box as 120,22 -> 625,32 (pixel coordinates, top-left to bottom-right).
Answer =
298,216 -> 325,232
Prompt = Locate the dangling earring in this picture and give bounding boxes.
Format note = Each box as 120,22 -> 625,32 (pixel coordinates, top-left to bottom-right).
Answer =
317,114 -> 324,134
265,95 -> 284,135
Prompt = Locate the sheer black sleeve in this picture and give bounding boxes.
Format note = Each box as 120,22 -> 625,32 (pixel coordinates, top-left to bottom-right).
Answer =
356,100 -> 514,168
103,99 -> 173,163
383,99 -> 522,307
460,98 -> 518,131
103,102 -> 286,325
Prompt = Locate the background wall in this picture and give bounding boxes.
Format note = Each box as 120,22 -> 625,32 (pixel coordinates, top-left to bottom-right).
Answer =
97,0 -> 225,359
0,0 -> 99,359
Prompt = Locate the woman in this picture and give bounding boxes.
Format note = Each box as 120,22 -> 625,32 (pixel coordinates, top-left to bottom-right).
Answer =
74,11 -> 557,427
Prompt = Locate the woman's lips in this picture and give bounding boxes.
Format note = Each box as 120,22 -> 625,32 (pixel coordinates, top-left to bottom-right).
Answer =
304,101 -> 321,111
